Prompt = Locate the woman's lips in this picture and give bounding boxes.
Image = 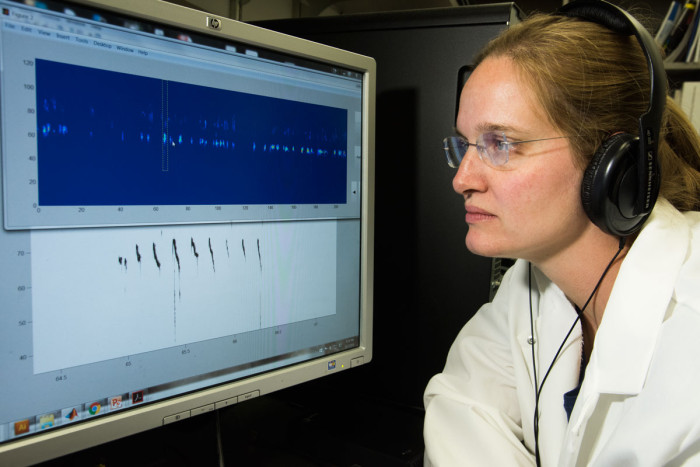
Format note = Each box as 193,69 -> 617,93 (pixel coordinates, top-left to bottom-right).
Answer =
465,206 -> 496,223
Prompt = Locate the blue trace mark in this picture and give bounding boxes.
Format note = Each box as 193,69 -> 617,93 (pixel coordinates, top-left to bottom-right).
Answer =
35,59 -> 348,206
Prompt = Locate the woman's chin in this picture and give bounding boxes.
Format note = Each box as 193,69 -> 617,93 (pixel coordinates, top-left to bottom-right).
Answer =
465,234 -> 503,258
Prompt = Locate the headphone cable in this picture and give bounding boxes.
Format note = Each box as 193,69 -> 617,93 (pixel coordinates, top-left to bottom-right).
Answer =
530,236 -> 626,466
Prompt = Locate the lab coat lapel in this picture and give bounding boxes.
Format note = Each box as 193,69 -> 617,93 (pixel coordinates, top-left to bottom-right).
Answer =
592,198 -> 688,395
560,199 -> 690,466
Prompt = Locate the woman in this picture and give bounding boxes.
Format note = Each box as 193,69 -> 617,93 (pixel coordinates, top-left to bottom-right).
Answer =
423,2 -> 700,466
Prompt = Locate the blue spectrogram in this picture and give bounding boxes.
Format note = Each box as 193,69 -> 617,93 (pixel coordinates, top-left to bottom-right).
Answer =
35,59 -> 348,206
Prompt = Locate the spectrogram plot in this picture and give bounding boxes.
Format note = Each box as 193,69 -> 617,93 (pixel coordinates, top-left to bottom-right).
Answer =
35,59 -> 348,207
30,220 -> 338,373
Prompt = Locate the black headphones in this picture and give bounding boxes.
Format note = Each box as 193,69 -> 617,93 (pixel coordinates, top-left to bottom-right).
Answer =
558,0 -> 666,237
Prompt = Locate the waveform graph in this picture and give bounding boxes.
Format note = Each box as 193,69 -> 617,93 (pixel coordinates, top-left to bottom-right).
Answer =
35,59 -> 349,208
30,220 -> 338,374
167,225 -> 265,343
257,221 -> 337,331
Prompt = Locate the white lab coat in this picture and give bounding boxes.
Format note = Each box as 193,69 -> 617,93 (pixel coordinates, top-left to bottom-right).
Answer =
424,198 -> 700,466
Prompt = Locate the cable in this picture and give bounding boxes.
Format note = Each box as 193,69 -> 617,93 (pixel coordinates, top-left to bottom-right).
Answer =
528,264 -> 539,411
530,237 -> 626,466
216,410 -> 226,467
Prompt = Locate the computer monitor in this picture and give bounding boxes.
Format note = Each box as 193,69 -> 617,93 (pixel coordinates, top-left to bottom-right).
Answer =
0,0 -> 375,464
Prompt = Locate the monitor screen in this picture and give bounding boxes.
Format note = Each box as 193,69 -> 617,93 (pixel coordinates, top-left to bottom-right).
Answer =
0,0 -> 375,464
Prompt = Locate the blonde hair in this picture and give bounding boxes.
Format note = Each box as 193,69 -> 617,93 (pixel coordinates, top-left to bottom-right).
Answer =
474,14 -> 700,212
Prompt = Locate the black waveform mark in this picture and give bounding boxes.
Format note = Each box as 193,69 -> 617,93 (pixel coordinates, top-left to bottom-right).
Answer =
241,239 -> 246,261
191,237 -> 199,260
257,238 -> 262,272
136,244 -> 142,264
225,239 -> 230,258
118,256 -> 127,271
172,238 -> 181,324
208,238 -> 215,272
172,239 -> 180,272
153,242 -> 161,270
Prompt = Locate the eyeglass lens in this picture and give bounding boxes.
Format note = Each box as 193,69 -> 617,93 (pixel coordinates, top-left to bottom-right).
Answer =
443,137 -> 465,168
443,132 -> 509,168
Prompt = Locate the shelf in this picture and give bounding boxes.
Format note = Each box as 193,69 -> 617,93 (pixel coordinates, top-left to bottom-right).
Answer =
664,62 -> 700,87
666,61 -> 700,70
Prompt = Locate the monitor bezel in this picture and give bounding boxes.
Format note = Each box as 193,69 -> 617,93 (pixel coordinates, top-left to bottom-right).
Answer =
0,0 -> 375,464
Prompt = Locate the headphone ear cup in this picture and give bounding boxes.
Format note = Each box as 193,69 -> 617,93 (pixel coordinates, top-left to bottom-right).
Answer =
581,133 -> 646,236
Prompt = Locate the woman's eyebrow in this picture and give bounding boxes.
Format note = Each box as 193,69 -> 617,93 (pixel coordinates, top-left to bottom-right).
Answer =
453,123 -> 521,138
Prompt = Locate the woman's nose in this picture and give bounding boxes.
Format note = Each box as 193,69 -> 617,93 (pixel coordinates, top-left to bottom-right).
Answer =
452,146 -> 485,195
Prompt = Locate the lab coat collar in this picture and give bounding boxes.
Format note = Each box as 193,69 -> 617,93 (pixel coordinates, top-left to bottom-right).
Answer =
587,199 -> 689,395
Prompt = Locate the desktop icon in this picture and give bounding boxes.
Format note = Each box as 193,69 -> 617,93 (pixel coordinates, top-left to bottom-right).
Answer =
13,419 -> 30,436
64,407 -> 79,421
132,390 -> 144,404
39,414 -> 55,430
88,402 -> 101,416
110,395 -> 123,410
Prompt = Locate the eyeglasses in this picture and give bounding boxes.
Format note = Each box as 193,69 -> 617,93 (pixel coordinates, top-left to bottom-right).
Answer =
443,132 -> 570,169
